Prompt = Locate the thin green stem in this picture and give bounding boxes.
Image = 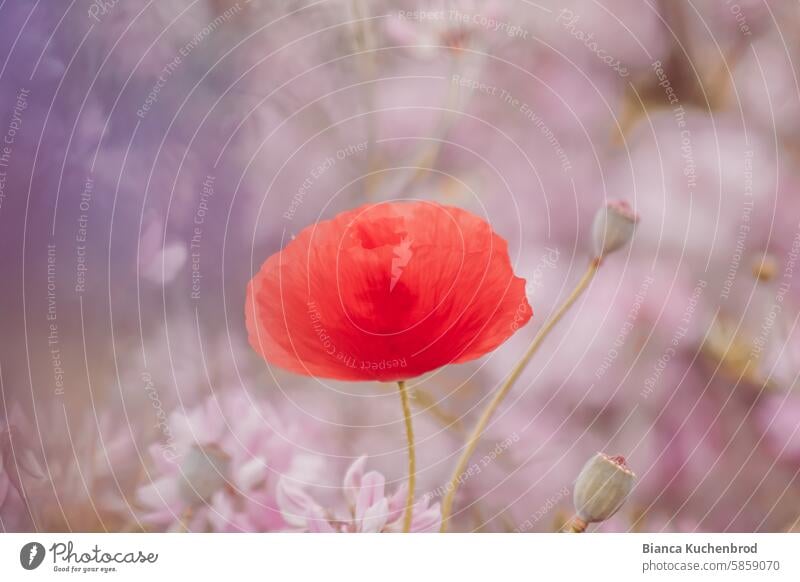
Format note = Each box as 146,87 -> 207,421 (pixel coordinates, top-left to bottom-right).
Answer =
397,380 -> 416,532
439,258 -> 601,531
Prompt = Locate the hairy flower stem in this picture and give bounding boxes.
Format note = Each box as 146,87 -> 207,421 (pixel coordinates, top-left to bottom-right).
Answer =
440,258 -> 602,531
397,380 -> 416,532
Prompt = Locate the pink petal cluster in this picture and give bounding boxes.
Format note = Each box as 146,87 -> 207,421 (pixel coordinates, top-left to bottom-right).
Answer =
137,391 -> 318,532
277,456 -> 441,533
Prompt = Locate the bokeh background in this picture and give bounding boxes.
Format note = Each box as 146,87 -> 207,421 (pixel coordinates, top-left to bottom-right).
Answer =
2,0 -> 800,532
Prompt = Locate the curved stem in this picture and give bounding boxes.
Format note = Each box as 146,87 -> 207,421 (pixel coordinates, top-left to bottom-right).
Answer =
439,258 -> 601,531
397,380 -> 416,532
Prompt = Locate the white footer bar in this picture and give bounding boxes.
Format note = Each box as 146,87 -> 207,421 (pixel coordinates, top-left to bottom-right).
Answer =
1,533 -> 798,581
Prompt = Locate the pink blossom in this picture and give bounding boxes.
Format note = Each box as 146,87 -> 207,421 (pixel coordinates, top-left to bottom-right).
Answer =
277,456 -> 441,532
136,391 -> 320,532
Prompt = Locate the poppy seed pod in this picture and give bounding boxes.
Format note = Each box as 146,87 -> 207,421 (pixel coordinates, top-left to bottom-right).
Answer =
573,453 -> 635,526
592,200 -> 639,258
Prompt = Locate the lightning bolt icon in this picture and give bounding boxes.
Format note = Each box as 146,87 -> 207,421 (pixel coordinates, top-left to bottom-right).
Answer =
28,544 -> 38,566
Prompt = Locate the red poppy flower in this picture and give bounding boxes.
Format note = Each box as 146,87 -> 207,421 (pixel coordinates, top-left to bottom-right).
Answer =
246,201 -> 532,381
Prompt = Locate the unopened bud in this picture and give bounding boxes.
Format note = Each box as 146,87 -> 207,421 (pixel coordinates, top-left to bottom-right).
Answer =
592,200 -> 639,258
573,453 -> 635,525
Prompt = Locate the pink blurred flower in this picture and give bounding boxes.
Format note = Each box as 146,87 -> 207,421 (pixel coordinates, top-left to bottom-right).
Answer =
757,394 -> 800,464
277,456 -> 441,532
1,410 -> 34,531
136,391 -> 319,532
383,0 -> 508,56
1,403 -> 137,531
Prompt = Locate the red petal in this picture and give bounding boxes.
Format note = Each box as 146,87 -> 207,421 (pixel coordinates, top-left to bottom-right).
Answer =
246,201 -> 532,381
